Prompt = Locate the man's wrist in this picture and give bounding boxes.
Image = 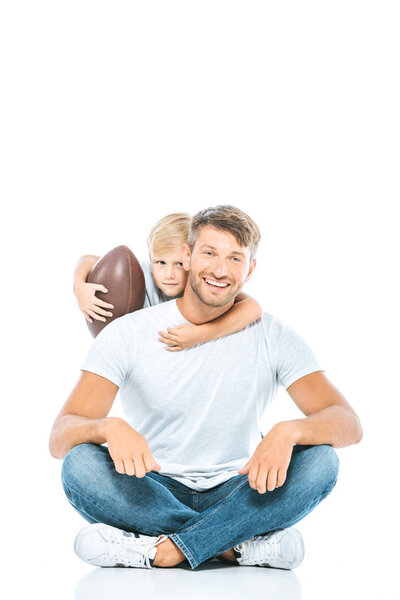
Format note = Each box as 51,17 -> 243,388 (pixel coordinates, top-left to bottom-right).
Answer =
98,416 -> 122,440
272,420 -> 300,444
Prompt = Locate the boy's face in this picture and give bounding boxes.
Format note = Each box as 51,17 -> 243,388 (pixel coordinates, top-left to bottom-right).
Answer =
151,246 -> 188,298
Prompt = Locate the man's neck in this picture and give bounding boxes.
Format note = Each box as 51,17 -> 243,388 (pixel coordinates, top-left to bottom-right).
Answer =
176,288 -> 235,325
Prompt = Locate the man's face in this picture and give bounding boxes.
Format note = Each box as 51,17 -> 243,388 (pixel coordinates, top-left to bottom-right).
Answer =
182,226 -> 256,307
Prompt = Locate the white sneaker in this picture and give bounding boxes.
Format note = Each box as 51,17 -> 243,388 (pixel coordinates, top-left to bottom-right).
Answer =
233,527 -> 305,569
74,523 -> 168,569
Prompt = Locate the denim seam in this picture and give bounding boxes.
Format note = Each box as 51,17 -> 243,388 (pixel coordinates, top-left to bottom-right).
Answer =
177,478 -> 249,535
170,484 -> 334,569
166,479 -> 249,569
63,482 -> 157,536
168,534 -> 197,569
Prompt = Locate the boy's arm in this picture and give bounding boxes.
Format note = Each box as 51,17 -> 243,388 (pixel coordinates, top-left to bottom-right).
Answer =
73,253 -> 114,324
158,293 -> 263,350
200,293 -> 263,342
233,291 -> 254,304
73,254 -> 100,294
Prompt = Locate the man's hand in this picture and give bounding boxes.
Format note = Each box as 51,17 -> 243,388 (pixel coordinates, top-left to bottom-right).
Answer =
158,323 -> 205,351
237,424 -> 295,494
105,418 -> 161,477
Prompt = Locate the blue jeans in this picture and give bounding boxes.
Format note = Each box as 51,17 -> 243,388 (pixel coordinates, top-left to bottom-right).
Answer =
61,442 -> 339,569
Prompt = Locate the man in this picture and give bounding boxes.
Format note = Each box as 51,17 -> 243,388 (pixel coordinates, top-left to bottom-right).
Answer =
49,204 -> 363,570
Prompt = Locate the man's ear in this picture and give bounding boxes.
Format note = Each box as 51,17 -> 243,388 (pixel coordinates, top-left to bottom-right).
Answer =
244,258 -> 256,283
181,243 -> 191,272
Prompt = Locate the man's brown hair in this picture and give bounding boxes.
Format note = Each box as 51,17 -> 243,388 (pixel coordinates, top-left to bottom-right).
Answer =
187,205 -> 261,264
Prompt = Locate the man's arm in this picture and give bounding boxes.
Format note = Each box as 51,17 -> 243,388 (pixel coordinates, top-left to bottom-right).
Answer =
48,371 -> 120,459
275,371 -> 363,448
49,370 -> 162,476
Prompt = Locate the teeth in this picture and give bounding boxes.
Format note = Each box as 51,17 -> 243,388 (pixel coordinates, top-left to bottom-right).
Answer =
205,278 -> 229,288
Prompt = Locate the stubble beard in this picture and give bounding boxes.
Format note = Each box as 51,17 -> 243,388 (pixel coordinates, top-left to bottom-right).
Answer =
189,271 -> 241,308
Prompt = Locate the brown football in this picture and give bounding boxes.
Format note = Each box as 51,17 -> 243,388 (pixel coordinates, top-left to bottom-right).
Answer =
86,245 -> 145,338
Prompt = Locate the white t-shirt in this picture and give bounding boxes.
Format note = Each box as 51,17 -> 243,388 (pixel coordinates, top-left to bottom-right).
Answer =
80,298 -> 324,491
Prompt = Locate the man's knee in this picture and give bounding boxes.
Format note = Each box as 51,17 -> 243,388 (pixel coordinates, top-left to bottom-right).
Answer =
61,442 -> 103,490
314,444 -> 340,493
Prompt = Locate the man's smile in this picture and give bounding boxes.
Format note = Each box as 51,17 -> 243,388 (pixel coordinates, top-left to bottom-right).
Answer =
202,276 -> 231,290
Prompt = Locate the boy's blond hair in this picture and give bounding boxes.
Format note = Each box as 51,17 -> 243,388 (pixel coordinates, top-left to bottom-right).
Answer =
147,212 -> 192,259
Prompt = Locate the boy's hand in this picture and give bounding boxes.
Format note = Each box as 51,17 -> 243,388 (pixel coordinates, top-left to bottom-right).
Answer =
237,424 -> 295,494
158,323 -> 204,351
74,281 -> 114,323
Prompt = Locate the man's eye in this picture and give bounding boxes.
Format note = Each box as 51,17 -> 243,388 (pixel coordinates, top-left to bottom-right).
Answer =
156,261 -> 165,265
177,262 -> 183,267
204,251 -> 213,255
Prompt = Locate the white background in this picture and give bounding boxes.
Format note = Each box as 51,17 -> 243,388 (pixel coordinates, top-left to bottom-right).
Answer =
1,1 -> 399,599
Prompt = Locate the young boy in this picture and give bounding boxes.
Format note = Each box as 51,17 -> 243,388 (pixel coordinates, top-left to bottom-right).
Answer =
73,212 -> 263,351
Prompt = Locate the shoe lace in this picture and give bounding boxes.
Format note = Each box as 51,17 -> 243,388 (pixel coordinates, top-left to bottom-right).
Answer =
242,530 -> 286,566
106,531 -> 163,568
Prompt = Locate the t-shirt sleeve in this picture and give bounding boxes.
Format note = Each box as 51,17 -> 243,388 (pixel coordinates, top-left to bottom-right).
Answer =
80,318 -> 135,387
273,319 -> 324,390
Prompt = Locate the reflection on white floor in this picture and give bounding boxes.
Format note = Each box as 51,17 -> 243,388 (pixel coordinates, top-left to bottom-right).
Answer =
14,511 -> 398,600
22,449 -> 398,600
74,559 -> 301,600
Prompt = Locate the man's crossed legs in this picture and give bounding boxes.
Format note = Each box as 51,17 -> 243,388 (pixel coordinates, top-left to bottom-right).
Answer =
61,442 -> 339,570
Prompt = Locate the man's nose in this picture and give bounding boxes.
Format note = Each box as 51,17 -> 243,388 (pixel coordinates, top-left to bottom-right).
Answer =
212,258 -> 228,277
166,267 -> 175,279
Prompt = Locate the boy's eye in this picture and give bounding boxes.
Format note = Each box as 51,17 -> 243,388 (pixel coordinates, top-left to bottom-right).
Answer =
155,261 -> 184,266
